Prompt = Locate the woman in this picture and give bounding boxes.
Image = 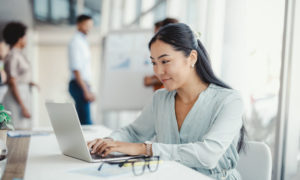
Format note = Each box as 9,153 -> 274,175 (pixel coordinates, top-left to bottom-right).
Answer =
0,41 -> 8,101
88,23 -> 245,180
2,22 -> 38,129
144,17 -> 179,91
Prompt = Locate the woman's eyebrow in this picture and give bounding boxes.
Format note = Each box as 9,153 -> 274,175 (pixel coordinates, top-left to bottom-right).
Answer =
150,54 -> 170,60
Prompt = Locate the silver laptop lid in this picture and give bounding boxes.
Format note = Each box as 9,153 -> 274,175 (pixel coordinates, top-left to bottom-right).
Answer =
45,102 -> 143,163
45,102 -> 92,162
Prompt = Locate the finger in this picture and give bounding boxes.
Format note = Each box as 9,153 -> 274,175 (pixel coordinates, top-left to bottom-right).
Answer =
97,144 -> 109,155
91,139 -> 103,152
87,139 -> 99,149
91,139 -> 105,153
97,142 -> 111,155
87,139 -> 97,149
102,147 -> 115,157
90,139 -> 101,153
87,141 -> 92,148
96,140 -> 116,154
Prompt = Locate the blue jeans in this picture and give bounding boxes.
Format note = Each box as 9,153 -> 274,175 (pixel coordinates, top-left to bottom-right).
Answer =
69,80 -> 92,125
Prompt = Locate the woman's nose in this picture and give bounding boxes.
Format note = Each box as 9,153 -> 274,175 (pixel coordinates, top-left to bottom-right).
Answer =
154,64 -> 165,76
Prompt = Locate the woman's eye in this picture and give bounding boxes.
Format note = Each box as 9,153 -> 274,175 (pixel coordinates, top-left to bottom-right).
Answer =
151,61 -> 156,65
161,60 -> 170,64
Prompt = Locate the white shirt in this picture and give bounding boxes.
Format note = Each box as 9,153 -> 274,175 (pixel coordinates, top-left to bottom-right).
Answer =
68,31 -> 91,83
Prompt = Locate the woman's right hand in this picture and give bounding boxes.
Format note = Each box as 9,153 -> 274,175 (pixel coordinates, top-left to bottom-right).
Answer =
87,138 -> 146,157
21,106 -> 31,118
87,138 -> 114,155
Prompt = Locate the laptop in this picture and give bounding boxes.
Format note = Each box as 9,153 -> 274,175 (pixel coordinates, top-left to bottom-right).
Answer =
45,102 -> 143,162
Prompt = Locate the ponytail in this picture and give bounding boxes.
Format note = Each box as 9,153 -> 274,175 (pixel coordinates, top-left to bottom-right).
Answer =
194,39 -> 231,89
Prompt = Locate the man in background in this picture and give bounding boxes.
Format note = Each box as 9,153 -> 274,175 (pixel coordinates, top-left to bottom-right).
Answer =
68,15 -> 95,125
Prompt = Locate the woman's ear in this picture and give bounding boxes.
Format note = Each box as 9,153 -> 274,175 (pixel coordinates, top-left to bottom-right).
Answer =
189,50 -> 198,67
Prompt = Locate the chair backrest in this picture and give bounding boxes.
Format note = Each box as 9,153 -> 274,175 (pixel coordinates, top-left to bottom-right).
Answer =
236,141 -> 272,180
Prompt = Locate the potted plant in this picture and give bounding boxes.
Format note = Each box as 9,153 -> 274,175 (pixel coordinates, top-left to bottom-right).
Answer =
0,104 -> 14,144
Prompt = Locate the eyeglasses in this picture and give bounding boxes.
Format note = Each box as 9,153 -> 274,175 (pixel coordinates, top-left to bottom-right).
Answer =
98,156 -> 160,176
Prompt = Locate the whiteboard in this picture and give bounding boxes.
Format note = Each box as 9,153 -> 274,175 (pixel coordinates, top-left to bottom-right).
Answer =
100,29 -> 155,110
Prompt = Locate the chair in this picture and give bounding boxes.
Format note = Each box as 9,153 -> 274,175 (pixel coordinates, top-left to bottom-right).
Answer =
236,141 -> 272,180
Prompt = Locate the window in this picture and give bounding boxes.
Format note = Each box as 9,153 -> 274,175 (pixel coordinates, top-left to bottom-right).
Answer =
32,0 -> 101,26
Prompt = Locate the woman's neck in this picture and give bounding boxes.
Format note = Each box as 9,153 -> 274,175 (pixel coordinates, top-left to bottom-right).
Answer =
176,73 -> 209,104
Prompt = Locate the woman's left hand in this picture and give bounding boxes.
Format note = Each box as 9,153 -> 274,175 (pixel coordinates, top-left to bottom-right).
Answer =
0,70 -> 7,84
87,138 -> 146,157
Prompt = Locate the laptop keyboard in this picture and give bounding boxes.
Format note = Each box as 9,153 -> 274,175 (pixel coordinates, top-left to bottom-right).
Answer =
91,153 -> 132,160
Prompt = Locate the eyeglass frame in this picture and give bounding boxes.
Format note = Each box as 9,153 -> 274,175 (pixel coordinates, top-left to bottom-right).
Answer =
97,155 -> 160,176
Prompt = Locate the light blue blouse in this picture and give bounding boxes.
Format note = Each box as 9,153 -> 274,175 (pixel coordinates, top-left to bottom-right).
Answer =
109,83 -> 244,180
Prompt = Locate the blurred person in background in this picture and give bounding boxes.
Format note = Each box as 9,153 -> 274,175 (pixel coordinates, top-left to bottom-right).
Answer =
68,15 -> 95,125
144,18 -> 179,91
0,41 -> 8,101
2,22 -> 39,129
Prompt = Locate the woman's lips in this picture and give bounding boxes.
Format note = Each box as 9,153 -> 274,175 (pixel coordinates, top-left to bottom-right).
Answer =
161,78 -> 171,83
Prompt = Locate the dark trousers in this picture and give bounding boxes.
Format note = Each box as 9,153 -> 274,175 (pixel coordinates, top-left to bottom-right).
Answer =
69,80 -> 92,125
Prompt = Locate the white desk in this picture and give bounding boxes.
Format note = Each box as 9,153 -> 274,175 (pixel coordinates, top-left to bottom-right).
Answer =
24,125 -> 212,180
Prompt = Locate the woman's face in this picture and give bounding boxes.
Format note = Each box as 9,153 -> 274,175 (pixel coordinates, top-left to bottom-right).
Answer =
150,40 -> 196,91
19,34 -> 27,49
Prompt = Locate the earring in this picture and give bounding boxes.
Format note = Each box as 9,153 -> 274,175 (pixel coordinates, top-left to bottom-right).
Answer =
191,64 -> 195,68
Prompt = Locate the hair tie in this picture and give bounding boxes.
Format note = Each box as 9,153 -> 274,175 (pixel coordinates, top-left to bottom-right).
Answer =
192,30 -> 201,49
194,31 -> 201,39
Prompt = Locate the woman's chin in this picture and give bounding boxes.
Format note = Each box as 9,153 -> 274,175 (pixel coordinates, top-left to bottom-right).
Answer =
164,85 -> 176,91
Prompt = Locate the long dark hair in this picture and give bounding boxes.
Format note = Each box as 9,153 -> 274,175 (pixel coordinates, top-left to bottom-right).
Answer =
148,23 -> 246,152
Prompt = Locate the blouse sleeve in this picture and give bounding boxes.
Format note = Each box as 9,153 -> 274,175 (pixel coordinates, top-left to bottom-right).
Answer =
151,93 -> 244,169
5,54 -> 19,79
108,97 -> 156,143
